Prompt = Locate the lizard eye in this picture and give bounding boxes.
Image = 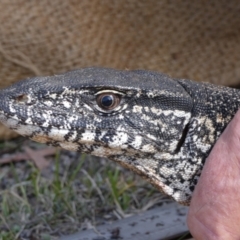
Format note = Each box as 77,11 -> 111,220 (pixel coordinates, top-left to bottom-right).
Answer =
96,92 -> 121,110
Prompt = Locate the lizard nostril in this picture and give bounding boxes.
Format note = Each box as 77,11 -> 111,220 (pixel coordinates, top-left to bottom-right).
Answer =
15,94 -> 29,104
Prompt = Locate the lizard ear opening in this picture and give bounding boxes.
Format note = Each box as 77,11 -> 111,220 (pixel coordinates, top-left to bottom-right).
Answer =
175,123 -> 190,153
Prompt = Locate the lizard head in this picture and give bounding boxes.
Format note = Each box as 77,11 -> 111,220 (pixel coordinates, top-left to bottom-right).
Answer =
0,67 -> 199,204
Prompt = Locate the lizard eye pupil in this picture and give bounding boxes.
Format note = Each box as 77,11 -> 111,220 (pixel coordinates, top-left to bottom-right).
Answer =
96,93 -> 121,111
101,95 -> 113,107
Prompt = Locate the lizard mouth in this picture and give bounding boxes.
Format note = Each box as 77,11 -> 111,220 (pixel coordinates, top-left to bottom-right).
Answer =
0,102 -> 192,157
0,111 -> 169,157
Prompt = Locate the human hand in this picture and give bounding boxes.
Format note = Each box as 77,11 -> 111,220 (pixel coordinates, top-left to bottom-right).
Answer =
187,110 -> 240,240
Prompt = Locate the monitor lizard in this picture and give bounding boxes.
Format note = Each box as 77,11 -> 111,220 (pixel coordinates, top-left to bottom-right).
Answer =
0,67 -> 239,205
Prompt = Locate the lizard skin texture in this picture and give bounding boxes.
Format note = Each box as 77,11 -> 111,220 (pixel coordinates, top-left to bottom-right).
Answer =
0,67 -> 239,205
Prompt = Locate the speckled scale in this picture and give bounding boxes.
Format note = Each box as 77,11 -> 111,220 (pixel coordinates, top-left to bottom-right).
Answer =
0,67 -> 240,205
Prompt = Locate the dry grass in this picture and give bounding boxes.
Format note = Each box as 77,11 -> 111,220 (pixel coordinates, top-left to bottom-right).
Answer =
0,137 -> 168,240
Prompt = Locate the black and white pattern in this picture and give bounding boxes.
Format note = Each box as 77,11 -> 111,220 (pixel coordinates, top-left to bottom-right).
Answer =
0,67 -> 239,205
